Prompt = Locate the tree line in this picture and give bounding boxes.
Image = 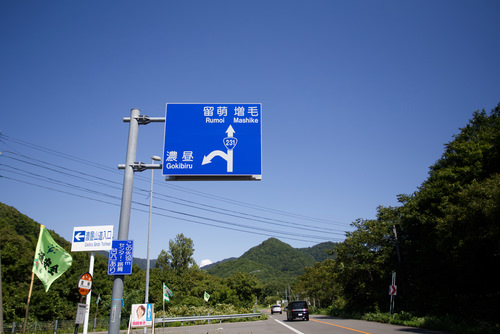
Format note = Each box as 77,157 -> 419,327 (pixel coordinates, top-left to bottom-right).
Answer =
295,104 -> 500,325
0,207 -> 263,325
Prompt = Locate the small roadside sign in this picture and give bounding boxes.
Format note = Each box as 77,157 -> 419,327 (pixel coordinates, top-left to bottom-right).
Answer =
107,240 -> 134,275
75,304 -> 87,324
130,304 -> 154,327
389,284 -> 397,296
78,272 -> 92,296
71,225 -> 114,252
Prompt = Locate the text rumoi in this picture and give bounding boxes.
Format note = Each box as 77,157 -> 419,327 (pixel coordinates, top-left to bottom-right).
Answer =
206,118 -> 225,123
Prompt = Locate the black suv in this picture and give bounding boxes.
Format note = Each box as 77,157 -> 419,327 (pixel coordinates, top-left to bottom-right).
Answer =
286,301 -> 309,321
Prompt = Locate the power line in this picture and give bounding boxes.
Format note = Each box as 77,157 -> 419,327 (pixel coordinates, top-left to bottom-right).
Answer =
1,151 -> 347,237
0,134 -> 351,242
1,174 -> 344,244
1,133 -> 349,227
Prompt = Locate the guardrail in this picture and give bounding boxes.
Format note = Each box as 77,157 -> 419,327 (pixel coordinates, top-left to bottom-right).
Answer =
156,313 -> 262,324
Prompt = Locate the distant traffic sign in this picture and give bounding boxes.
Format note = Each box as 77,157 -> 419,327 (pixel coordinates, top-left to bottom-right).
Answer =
163,103 -> 262,180
71,225 -> 113,252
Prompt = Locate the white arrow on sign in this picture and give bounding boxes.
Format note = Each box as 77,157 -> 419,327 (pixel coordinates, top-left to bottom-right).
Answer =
202,150 -> 228,165
202,125 -> 237,172
71,225 -> 113,252
74,232 -> 84,241
226,124 -> 236,137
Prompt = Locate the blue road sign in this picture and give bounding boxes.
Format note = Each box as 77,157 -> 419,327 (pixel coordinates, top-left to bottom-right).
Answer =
107,240 -> 134,275
163,103 -> 262,180
73,230 -> 86,243
146,304 -> 153,322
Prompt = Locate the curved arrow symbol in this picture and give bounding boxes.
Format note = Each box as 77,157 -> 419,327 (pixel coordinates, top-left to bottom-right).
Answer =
202,150 -> 229,165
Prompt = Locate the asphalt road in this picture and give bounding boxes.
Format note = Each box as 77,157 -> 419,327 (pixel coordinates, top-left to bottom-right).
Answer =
137,312 -> 452,334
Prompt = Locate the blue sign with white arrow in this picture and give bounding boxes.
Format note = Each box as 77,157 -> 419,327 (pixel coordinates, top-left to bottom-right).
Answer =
73,231 -> 86,243
163,103 -> 262,180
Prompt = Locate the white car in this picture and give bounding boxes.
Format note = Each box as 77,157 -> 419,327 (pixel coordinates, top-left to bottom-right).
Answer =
271,304 -> 282,314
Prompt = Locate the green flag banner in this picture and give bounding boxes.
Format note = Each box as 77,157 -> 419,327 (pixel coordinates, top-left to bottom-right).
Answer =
204,291 -> 210,302
163,283 -> 173,303
33,225 -> 73,292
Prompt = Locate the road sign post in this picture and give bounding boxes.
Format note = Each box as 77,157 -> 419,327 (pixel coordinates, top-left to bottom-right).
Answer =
110,109 -> 165,334
163,103 -> 262,180
70,226 -> 112,334
389,272 -> 396,314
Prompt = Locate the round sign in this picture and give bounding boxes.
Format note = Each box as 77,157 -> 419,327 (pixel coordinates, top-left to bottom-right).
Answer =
78,272 -> 93,296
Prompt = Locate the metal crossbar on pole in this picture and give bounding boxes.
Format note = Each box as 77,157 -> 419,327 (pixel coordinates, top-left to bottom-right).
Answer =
108,108 -> 140,334
108,110 -> 164,334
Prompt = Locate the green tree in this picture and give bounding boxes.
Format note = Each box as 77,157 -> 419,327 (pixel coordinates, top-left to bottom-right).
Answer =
225,272 -> 262,307
168,233 -> 195,273
395,105 -> 500,320
155,249 -> 170,271
296,259 -> 339,309
333,213 -> 396,313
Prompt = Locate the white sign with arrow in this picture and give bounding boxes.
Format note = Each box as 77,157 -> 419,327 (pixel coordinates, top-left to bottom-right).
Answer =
71,225 -> 114,252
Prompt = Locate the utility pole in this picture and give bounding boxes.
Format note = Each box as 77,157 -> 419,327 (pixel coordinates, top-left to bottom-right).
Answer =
393,225 -> 402,264
108,109 -> 164,334
1,243 -> 4,334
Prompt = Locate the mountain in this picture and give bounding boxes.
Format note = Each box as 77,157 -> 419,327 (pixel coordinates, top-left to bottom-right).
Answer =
206,238 -> 336,284
298,241 -> 337,262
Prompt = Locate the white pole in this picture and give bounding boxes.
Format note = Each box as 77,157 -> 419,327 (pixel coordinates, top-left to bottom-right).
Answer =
144,156 -> 160,334
83,252 -> 95,334
109,108 -> 140,334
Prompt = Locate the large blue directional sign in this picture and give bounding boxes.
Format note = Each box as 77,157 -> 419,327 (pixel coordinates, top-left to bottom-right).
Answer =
163,103 -> 262,180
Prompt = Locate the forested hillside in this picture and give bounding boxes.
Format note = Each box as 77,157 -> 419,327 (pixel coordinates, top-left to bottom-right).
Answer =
0,203 -> 332,324
295,104 -> 500,327
0,203 -> 115,322
206,238 -> 335,284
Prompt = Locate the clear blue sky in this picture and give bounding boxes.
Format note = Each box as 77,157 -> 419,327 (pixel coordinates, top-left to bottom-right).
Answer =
1,0 -> 499,267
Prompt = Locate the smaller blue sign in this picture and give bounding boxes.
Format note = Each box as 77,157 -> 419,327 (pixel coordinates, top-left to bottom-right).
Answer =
146,304 -> 153,322
107,240 -> 134,275
73,231 -> 86,243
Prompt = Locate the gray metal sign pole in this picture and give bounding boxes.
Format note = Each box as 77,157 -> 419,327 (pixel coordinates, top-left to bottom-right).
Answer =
108,108 -> 140,334
109,109 -> 165,334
